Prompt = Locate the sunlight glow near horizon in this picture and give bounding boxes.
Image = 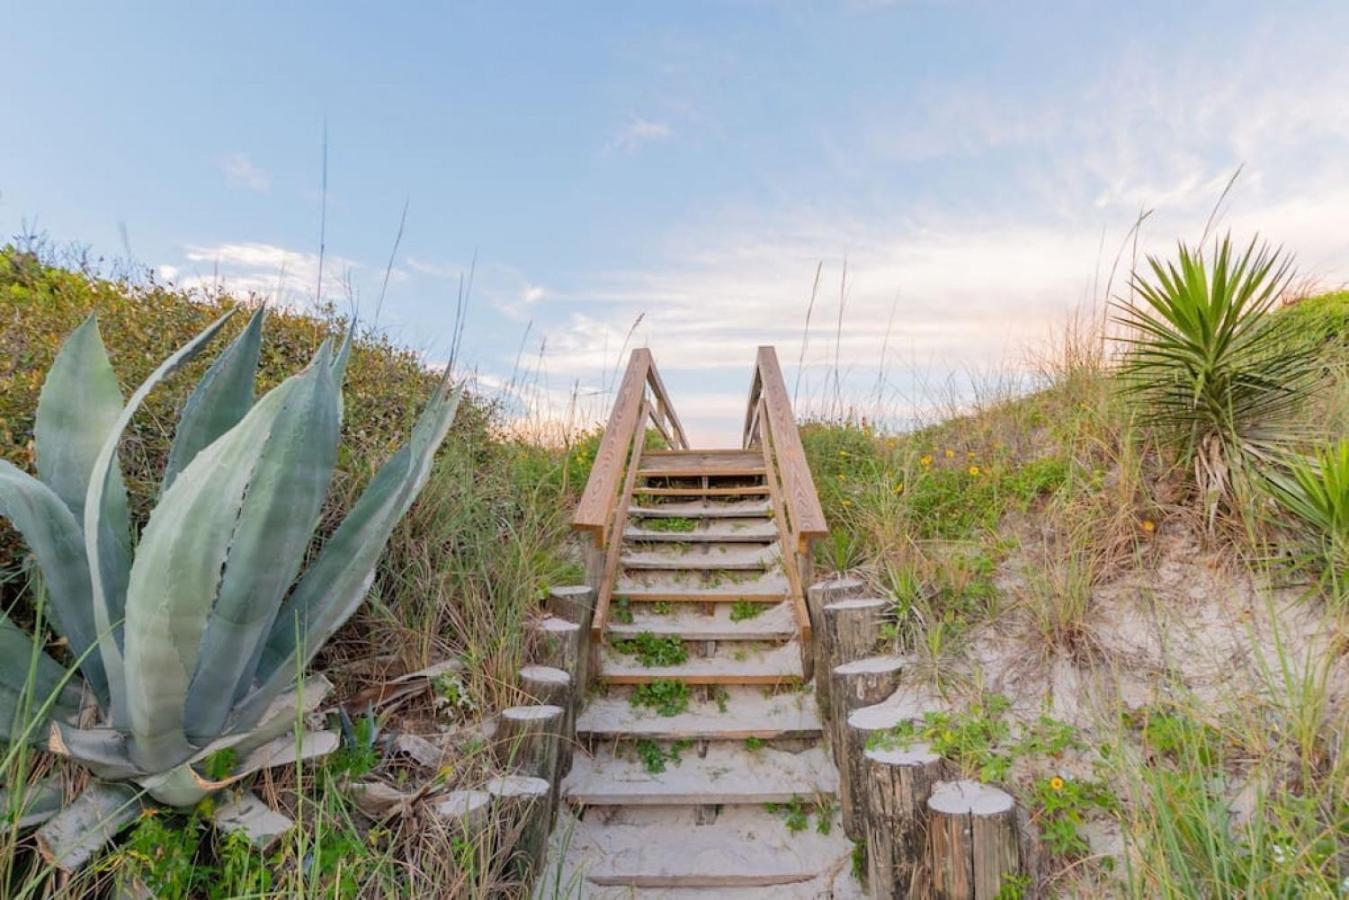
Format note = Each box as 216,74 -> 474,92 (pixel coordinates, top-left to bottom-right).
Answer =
3,2 -> 1348,445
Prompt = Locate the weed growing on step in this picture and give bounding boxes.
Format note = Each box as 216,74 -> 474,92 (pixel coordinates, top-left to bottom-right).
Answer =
611,596 -> 634,624
630,680 -> 690,716
633,738 -> 692,774
644,516 -> 697,533
613,632 -> 688,667
730,599 -> 768,622
1031,775 -> 1116,856
744,736 -> 765,752
765,795 -> 811,833
650,601 -> 674,615
712,685 -> 730,713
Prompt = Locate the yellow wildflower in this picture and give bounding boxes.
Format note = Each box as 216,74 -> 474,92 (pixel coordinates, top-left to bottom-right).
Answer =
1049,776 -> 1065,791
944,448 -> 955,459
1141,518 -> 1156,534
838,449 -> 849,457
893,483 -> 904,495
920,454 -> 933,467
968,465 -> 981,477
841,499 -> 853,508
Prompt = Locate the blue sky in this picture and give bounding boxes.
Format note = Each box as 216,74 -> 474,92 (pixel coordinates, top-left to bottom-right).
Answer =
4,2 -> 1348,443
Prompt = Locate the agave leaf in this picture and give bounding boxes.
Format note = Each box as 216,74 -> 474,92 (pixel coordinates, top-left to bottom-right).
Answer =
162,307 -> 267,491
85,309 -> 237,729
188,675 -> 331,764
184,344 -> 340,741
0,774 -> 63,830
0,613 -> 83,743
47,723 -> 141,780
235,379 -> 461,728
36,782 -> 143,873
123,354 -> 325,773
0,462 -> 107,701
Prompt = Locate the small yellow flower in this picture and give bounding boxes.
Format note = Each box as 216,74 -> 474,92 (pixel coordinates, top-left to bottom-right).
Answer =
893,483 -> 905,495
836,472 -> 846,481
1049,776 -> 1065,792
944,448 -> 956,459
968,465 -> 981,477
920,454 -> 933,467
841,499 -> 853,508
966,450 -> 977,458
838,449 -> 849,457
1141,518 -> 1156,534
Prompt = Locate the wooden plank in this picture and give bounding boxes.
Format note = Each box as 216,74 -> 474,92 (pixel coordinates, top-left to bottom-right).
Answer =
573,350 -> 651,542
643,361 -> 689,449
592,406 -> 650,639
619,543 -> 777,571
612,591 -> 786,604
577,693 -> 820,740
604,601 -> 797,640
757,403 -> 813,643
639,486 -> 771,497
627,499 -> 772,518
753,347 -> 828,550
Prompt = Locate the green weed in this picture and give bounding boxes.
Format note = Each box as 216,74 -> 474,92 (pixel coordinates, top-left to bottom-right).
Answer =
613,632 -> 688,667
629,680 -> 691,717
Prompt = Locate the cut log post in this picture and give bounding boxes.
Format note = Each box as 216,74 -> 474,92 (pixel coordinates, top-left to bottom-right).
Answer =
806,576 -> 865,713
431,789 -> 493,837
822,598 -> 889,734
519,665 -> 575,777
547,585 -> 596,691
486,774 -> 552,881
864,743 -> 947,899
829,656 -> 905,839
532,616 -> 582,676
840,701 -> 920,842
495,704 -> 564,826
927,780 -> 1022,900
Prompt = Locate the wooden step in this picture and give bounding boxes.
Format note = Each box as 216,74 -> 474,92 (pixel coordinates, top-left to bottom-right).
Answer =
620,544 -> 778,572
605,601 -> 796,641
615,569 -> 788,603
599,641 -> 803,685
638,450 -> 766,479
561,810 -> 852,889
639,485 -> 771,497
628,499 -> 772,519
577,692 -> 821,740
624,519 -> 778,543
562,743 -> 837,806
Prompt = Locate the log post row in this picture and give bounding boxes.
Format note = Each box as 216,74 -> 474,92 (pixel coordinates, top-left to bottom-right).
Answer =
828,656 -> 904,842
494,705 -> 564,821
486,773 -> 553,881
518,666 -> 574,777
821,599 -> 889,756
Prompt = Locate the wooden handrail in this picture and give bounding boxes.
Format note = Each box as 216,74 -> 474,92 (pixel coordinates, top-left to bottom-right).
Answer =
573,348 -> 688,547
743,346 -> 828,553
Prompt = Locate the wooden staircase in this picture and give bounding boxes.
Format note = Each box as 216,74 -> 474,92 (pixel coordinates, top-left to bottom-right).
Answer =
543,349 -> 859,898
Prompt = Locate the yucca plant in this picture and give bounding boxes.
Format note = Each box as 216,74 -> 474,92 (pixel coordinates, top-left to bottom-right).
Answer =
1268,440 -> 1349,605
1115,235 -> 1317,520
0,308 -> 460,868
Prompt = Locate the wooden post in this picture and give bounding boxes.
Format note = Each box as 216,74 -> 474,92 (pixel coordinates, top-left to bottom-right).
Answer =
839,701 -> 916,842
829,656 -> 904,842
864,743 -> 947,899
532,616 -> 582,675
519,666 -> 575,777
431,789 -> 493,837
806,576 -> 865,714
547,585 -> 595,693
822,597 -> 888,699
927,780 -> 1022,900
485,774 -> 552,881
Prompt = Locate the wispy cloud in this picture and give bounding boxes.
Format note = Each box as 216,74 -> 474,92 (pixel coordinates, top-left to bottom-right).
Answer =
170,241 -> 358,304
220,152 -> 270,192
607,116 -> 673,154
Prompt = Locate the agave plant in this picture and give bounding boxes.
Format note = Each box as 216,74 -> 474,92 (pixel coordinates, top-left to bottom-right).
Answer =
1115,234 -> 1317,519
1268,440 -> 1349,605
0,308 -> 459,866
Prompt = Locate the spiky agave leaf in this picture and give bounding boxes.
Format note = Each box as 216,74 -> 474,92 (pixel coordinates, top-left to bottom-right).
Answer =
0,462 -> 103,708
162,306 -> 267,491
183,340 -> 340,742
0,611 -> 83,743
83,309 -> 238,729
232,374 -> 461,730
122,343 -> 336,773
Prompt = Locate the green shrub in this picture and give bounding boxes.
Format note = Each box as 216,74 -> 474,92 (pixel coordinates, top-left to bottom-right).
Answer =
1267,439 -> 1349,604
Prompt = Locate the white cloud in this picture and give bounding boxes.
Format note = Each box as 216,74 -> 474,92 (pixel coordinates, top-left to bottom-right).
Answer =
220,152 -> 270,193
607,117 -> 673,153
174,241 -> 359,305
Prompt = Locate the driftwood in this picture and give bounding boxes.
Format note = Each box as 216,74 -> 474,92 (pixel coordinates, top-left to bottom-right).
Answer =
806,576 -> 865,712
519,665 -> 575,776
927,780 -> 1022,900
864,743 -> 947,899
486,774 -> 552,881
839,702 -> 914,841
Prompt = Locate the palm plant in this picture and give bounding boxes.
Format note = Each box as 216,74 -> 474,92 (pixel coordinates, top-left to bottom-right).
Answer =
1267,440 -> 1349,605
1114,235 -> 1317,520
0,308 -> 460,868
